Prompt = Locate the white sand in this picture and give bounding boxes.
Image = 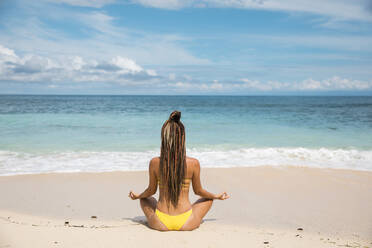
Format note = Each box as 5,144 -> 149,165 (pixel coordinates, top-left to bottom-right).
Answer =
0,166 -> 371,248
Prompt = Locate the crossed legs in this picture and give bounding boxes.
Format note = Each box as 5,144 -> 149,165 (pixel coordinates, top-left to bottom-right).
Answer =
139,197 -> 213,231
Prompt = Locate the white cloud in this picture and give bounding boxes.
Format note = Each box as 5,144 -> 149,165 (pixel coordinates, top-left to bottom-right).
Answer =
70,56 -> 85,70
263,34 -> 372,52
2,45 -> 371,93
174,81 -> 193,88
295,77 -> 372,90
0,10 -> 209,67
210,80 -> 223,89
170,81 -> 213,91
0,44 -> 157,84
0,45 -> 18,58
239,77 -> 372,91
131,0 -> 190,9
199,33 -> 372,52
110,56 -> 143,74
146,69 -> 157,76
167,77 -> 372,92
44,0 -> 372,23
130,0 -> 372,22
239,79 -> 277,91
46,0 -> 116,8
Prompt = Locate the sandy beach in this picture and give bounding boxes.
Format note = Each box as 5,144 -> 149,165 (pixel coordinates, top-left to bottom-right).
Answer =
2,0 -> 372,245
0,166 -> 371,248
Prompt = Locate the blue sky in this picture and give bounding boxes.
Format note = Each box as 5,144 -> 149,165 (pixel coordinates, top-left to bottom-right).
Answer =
0,0 -> 372,95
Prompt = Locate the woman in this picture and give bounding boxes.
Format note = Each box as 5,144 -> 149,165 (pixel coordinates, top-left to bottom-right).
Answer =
128,110 -> 229,231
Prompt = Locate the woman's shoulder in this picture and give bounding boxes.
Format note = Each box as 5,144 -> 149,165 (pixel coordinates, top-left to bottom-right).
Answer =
186,156 -> 200,167
150,157 -> 160,164
149,157 -> 160,175
150,156 -> 160,161
149,157 -> 160,170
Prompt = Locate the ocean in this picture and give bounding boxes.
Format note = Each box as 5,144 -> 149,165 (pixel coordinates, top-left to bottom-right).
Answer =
0,95 -> 371,175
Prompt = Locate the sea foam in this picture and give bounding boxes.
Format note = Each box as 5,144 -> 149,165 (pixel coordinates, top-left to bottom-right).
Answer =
0,147 -> 371,175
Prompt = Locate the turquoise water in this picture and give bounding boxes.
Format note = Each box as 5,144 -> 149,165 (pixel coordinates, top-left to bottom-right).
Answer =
1,95 -> 372,174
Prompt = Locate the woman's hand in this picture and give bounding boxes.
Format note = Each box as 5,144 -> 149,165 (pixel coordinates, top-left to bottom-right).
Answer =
215,192 -> 230,200
128,190 -> 139,200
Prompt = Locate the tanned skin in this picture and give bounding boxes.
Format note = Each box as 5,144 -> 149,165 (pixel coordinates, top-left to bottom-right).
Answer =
129,156 -> 229,231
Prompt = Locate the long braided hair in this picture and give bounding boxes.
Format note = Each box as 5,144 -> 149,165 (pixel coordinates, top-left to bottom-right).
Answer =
159,110 -> 186,208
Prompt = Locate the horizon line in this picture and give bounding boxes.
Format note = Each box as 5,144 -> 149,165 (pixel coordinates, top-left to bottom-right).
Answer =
1,94 -> 372,97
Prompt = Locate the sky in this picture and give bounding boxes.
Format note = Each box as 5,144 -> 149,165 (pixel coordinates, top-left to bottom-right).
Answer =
0,0 -> 372,95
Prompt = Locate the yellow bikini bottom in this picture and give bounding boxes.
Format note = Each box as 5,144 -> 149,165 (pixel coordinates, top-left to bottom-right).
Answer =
155,208 -> 192,231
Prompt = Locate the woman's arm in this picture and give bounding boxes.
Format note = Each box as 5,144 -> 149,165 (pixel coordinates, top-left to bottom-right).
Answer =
129,158 -> 158,200
191,159 -> 229,200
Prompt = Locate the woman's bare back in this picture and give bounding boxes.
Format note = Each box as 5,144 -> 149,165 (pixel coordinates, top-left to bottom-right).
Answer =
155,156 -> 197,215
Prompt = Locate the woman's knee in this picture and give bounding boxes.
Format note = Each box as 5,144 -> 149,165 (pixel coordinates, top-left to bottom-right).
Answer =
194,197 -> 213,205
197,198 -> 214,209
140,196 -> 156,209
139,197 -> 146,207
181,224 -> 199,231
191,198 -> 213,221
140,196 -> 155,203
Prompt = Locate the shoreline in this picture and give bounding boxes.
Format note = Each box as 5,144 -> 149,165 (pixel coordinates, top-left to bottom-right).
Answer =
2,147 -> 372,175
1,163 -> 372,177
1,166 -> 371,247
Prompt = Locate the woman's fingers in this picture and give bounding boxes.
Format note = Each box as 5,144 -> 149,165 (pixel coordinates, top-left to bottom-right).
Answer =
223,192 -> 230,199
219,192 -> 230,200
128,190 -> 137,200
221,192 -> 226,200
